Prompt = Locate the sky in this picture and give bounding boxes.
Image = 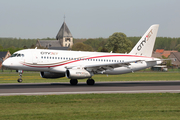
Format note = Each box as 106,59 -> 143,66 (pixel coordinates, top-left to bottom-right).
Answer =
0,0 -> 180,39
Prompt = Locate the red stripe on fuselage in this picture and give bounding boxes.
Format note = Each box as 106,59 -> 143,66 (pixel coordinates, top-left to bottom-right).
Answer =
21,54 -> 152,68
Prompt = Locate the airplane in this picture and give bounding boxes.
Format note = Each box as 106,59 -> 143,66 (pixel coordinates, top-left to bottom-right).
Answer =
2,24 -> 162,85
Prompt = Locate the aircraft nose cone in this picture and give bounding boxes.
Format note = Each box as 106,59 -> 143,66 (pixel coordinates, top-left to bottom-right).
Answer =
2,60 -> 9,67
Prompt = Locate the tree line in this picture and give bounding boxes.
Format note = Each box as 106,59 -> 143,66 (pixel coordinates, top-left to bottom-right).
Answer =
73,36 -> 180,52
1,35 -> 180,54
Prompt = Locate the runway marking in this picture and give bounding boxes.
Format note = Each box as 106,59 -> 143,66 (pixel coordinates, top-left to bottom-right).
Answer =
1,90 -> 180,96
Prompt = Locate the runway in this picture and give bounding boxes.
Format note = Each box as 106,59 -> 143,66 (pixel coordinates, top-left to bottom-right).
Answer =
1,81 -> 180,96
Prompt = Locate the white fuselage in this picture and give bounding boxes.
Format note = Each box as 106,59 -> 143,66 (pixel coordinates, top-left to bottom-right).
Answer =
3,49 -> 161,75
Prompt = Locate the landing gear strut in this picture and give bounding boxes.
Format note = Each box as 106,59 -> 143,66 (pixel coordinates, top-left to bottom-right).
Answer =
70,79 -> 78,85
17,70 -> 23,83
86,78 -> 95,85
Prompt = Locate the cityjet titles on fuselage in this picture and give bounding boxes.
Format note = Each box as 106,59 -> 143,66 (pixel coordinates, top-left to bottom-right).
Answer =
40,52 -> 58,55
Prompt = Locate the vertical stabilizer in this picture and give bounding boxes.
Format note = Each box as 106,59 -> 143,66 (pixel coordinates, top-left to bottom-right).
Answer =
129,24 -> 159,57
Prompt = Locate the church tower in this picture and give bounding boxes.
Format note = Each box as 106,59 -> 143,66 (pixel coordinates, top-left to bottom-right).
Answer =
56,20 -> 73,48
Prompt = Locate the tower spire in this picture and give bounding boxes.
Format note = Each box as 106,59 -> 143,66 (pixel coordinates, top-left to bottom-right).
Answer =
64,14 -> 65,22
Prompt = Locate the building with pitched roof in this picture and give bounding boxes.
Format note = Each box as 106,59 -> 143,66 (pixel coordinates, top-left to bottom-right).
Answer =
36,20 -> 73,49
169,52 -> 180,67
56,21 -> 73,48
155,49 -> 164,54
0,51 -> 11,69
154,49 -> 178,58
162,50 -> 178,58
36,40 -> 61,48
152,52 -> 162,59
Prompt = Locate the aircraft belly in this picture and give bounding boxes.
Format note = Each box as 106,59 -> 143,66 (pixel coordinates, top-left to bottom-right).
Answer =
49,66 -> 66,73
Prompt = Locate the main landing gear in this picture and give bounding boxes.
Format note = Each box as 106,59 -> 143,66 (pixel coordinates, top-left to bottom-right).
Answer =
17,70 -> 23,83
86,78 -> 95,85
70,79 -> 78,85
70,78 -> 95,85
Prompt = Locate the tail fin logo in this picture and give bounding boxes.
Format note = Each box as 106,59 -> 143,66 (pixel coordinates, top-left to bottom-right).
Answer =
137,29 -> 153,51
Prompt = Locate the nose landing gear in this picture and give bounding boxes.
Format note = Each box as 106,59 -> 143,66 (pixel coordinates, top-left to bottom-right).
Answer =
17,70 -> 23,83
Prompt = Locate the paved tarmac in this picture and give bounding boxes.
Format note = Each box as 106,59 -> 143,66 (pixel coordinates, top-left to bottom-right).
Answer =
0,81 -> 180,96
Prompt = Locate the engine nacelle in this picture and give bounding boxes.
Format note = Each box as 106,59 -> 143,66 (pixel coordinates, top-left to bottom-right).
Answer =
40,72 -> 65,79
66,69 -> 92,79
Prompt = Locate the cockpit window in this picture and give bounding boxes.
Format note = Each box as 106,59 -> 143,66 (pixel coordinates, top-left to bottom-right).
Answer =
17,54 -> 21,57
10,53 -> 18,57
10,53 -> 24,57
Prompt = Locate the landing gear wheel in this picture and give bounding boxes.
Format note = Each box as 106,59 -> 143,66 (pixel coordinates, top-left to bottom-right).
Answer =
17,78 -> 23,83
17,70 -> 23,83
70,79 -> 78,85
87,79 -> 95,85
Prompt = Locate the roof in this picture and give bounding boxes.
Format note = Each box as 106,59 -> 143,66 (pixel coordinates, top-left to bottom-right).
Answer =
170,52 -> 180,62
38,40 -> 61,48
56,22 -> 72,40
0,52 -> 8,58
155,49 -> 164,54
162,50 -> 178,58
48,47 -> 69,50
151,52 -> 162,59
0,58 -> 3,62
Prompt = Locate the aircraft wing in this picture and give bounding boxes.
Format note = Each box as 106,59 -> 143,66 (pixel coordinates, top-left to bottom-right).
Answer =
65,58 -> 168,73
65,60 -> 142,73
65,60 -> 142,70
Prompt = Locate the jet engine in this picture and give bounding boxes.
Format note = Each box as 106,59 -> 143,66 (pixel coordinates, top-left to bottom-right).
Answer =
40,72 -> 65,79
66,69 -> 92,79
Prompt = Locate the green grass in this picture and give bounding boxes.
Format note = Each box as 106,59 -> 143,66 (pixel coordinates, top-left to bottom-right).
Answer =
0,93 -> 180,120
1,71 -> 180,119
0,71 -> 180,83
